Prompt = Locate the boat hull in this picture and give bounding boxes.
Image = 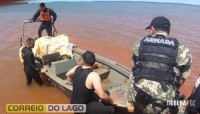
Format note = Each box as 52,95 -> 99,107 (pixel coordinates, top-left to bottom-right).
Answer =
42,48 -> 131,113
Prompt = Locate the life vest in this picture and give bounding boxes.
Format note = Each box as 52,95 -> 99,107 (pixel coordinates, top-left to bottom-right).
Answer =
39,9 -> 51,21
133,34 -> 179,92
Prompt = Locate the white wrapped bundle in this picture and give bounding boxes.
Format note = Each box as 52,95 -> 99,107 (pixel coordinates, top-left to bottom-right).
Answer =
33,34 -> 73,59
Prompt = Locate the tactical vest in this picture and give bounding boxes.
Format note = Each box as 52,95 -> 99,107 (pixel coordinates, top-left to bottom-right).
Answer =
39,9 -> 51,22
133,35 -> 179,92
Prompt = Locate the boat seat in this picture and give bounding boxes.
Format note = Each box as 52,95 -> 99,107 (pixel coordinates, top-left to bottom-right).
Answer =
42,52 -> 60,65
94,67 -> 110,80
49,59 -> 77,80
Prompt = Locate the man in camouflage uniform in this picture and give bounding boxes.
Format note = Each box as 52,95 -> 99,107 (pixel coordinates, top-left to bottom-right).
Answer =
127,16 -> 192,114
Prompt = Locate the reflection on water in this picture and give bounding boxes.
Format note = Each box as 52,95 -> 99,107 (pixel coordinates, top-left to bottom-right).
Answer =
0,1 -> 200,113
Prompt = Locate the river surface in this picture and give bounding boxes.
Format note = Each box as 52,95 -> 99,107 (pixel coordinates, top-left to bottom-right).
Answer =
0,1 -> 200,113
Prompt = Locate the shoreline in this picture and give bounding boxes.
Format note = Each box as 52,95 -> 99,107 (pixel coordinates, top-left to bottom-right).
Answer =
26,1 -> 200,7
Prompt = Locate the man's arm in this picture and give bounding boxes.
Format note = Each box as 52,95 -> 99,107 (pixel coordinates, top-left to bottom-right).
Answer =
91,72 -> 117,105
26,52 -> 37,70
49,9 -> 57,23
32,9 -> 40,22
176,44 -> 192,86
127,73 -> 135,112
132,39 -> 141,66
127,39 -> 141,112
66,66 -> 78,82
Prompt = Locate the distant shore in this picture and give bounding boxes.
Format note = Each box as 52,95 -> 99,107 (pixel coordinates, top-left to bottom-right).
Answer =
1,0 -> 199,7
28,1 -> 200,7
0,1 -> 28,5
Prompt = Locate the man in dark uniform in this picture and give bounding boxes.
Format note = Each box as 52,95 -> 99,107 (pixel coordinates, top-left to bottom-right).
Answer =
31,3 -> 57,37
66,51 -> 119,114
185,75 -> 200,114
21,38 -> 43,86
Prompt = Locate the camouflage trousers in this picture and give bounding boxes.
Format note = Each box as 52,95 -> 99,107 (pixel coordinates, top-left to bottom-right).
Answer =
129,85 -> 171,114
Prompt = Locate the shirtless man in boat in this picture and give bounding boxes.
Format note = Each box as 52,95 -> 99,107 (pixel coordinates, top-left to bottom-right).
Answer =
66,51 -> 119,114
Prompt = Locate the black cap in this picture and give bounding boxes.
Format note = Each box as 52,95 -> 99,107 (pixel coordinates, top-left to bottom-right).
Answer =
145,16 -> 170,30
39,3 -> 45,7
83,51 -> 96,66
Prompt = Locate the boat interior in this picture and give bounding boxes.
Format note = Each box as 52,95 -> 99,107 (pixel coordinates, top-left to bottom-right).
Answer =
40,48 -> 130,107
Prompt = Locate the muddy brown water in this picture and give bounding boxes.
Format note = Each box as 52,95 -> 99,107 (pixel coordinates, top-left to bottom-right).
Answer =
0,2 -> 200,114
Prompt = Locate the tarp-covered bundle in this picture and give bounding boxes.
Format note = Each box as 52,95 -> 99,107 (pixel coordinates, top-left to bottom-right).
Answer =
19,34 -> 74,63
